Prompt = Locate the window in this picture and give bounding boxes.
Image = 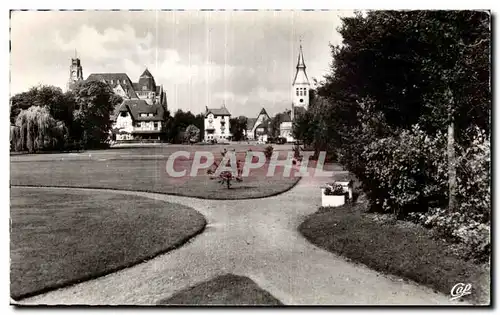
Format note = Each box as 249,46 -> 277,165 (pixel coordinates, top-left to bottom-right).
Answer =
154,122 -> 158,129
111,79 -> 114,84
296,88 -> 299,96
120,112 -> 127,117
142,86 -> 147,91
135,122 -> 141,127
123,79 -> 126,84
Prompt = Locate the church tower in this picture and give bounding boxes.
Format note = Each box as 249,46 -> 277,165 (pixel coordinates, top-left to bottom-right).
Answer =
291,43 -> 310,119
67,55 -> 83,91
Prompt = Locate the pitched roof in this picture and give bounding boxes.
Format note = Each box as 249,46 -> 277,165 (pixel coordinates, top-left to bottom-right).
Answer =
112,99 -> 166,122
258,107 -> 269,117
113,82 -> 138,99
246,108 -> 270,130
255,120 -> 270,130
140,68 -> 153,78
293,45 -> 310,85
87,73 -> 138,98
87,73 -> 133,85
246,118 -> 258,130
206,107 -> 231,116
296,45 -> 306,69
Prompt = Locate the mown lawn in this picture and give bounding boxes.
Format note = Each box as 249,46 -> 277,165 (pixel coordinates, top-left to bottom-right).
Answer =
10,145 -> 300,200
10,188 -> 206,300
157,274 -> 283,305
299,204 -> 490,305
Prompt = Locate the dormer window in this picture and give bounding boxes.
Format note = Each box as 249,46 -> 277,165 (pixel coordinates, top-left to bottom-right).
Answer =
110,79 -> 114,84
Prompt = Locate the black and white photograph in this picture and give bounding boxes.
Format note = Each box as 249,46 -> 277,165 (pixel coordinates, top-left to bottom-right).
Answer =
8,7 -> 491,307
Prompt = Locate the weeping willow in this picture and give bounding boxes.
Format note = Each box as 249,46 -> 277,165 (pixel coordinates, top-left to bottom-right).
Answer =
12,106 -> 67,153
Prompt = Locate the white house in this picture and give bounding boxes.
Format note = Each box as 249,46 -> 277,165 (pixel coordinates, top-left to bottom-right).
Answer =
204,105 -> 231,142
112,99 -> 166,141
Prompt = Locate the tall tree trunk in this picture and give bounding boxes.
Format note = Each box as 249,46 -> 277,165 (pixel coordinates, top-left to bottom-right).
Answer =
447,88 -> 458,212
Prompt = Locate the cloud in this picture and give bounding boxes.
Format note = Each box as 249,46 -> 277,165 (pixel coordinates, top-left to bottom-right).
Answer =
11,10 -> 355,117
53,24 -> 154,63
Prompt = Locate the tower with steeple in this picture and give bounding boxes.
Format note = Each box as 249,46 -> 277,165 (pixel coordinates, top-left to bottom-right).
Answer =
67,51 -> 83,91
291,42 -> 310,121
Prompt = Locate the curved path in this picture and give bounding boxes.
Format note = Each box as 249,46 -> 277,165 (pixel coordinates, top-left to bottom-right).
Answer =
15,170 -> 461,305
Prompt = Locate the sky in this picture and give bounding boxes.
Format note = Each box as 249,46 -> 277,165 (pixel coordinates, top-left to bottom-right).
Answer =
10,10 -> 354,117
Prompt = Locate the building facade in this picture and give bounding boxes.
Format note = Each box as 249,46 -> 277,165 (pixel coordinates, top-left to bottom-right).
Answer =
204,105 -> 231,142
112,99 -> 167,141
246,108 -> 271,141
276,43 -> 311,142
65,60 -> 169,141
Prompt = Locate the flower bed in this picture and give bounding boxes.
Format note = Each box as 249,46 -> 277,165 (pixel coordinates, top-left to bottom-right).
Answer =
321,183 -> 348,207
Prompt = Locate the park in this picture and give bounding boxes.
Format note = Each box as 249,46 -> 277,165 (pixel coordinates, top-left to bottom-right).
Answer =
9,10 -> 490,306
10,143 -> 489,305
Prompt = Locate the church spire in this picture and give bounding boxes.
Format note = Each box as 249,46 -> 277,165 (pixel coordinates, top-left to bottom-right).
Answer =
292,43 -> 309,85
297,42 -> 306,69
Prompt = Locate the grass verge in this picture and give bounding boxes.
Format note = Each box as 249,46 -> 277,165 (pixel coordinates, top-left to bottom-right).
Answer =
10,146 -> 300,200
10,188 -> 206,300
157,274 -> 283,305
298,203 -> 490,305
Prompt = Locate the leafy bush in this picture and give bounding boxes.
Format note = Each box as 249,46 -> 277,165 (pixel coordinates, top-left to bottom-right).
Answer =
361,125 -> 448,217
456,126 -> 491,223
408,208 -> 490,262
362,124 -> 490,261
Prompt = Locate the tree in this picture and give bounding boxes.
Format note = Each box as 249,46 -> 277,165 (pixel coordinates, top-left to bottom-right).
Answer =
12,106 -> 67,153
166,109 -> 200,143
194,113 -> 205,140
184,124 -> 200,144
229,116 -> 247,141
10,85 -> 75,128
316,10 -> 490,212
71,80 -> 122,149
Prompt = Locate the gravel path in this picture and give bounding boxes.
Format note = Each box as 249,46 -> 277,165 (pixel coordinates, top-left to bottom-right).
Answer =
14,171 -> 462,305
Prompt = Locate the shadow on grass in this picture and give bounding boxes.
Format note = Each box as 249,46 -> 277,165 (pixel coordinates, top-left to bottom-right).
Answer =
157,274 -> 283,305
10,188 -> 207,301
298,203 -> 490,305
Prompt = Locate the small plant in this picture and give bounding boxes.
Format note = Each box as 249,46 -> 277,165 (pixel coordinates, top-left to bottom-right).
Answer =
264,145 -> 274,160
207,158 -> 243,189
324,183 -> 345,196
